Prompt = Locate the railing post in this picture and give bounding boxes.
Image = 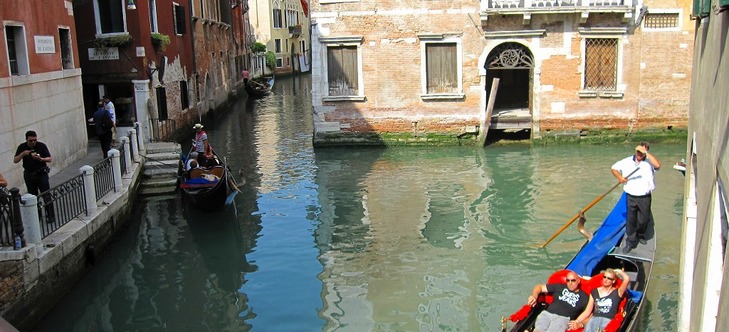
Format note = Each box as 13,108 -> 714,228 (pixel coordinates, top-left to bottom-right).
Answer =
120,136 -> 131,174
109,149 -> 123,192
80,165 -> 98,215
19,193 -> 41,251
10,188 -> 24,247
135,122 -> 146,152
128,128 -> 140,162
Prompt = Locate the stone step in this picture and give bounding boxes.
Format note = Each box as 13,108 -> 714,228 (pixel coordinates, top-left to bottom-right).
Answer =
145,142 -> 182,155
142,192 -> 179,200
143,167 -> 179,179
146,158 -> 180,168
145,151 -> 182,161
141,178 -> 178,188
139,185 -> 178,196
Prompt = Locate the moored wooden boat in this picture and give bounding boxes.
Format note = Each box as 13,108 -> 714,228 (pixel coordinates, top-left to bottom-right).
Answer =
178,152 -> 235,211
505,192 -> 655,332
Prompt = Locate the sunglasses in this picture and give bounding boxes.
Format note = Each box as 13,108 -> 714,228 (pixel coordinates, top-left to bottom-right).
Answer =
603,276 -> 615,281
566,279 -> 579,283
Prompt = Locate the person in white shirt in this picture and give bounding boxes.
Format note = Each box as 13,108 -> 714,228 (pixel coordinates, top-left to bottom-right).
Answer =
611,142 -> 661,254
103,95 -> 118,146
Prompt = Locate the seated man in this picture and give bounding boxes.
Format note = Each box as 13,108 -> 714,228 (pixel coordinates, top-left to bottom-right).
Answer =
186,152 -> 199,171
526,270 -> 590,332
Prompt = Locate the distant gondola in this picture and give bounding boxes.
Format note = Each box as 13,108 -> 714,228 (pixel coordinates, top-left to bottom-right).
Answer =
504,192 -> 655,332
245,76 -> 274,98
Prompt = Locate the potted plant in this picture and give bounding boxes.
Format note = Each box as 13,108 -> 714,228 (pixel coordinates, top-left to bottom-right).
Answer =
93,34 -> 133,49
151,32 -> 171,52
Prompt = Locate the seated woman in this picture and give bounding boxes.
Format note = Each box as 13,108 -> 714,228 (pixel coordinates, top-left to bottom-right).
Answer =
574,269 -> 630,332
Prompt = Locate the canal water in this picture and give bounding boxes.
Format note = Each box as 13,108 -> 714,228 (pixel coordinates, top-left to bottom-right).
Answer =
34,75 -> 686,331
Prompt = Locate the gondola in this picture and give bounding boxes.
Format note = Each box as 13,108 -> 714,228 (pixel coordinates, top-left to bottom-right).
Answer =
178,151 -> 236,211
504,192 -> 655,332
245,76 -> 274,98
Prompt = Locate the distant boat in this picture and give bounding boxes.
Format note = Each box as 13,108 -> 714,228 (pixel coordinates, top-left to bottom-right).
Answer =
505,192 -> 655,332
245,76 -> 274,98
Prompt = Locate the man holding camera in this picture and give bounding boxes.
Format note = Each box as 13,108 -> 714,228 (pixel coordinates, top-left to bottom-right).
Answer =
13,129 -> 54,193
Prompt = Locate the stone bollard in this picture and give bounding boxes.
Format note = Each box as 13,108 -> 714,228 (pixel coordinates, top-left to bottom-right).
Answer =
109,149 -> 123,192
135,121 -> 146,152
128,129 -> 140,162
19,194 -> 42,252
80,165 -> 97,215
120,136 -> 132,174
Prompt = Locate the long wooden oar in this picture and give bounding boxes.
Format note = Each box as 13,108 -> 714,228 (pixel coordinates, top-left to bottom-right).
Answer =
538,168 -> 639,248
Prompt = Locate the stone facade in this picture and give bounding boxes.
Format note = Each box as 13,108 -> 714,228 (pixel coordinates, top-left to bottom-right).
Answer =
248,0 -> 311,75
310,0 -> 694,146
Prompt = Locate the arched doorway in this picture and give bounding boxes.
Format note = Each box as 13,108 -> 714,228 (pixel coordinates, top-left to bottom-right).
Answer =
484,43 -> 534,131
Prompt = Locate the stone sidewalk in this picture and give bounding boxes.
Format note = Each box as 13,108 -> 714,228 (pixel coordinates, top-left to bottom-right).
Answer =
49,138 -> 107,185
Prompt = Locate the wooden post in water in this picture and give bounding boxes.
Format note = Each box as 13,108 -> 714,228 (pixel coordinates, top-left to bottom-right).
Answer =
477,78 -> 500,146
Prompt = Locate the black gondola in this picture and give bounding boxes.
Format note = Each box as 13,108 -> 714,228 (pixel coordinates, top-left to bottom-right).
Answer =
245,77 -> 274,98
504,192 -> 655,332
178,152 -> 235,211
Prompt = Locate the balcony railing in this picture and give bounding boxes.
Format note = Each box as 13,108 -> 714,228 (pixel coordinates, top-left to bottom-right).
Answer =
481,0 -> 635,23
288,25 -> 302,37
484,0 -> 630,9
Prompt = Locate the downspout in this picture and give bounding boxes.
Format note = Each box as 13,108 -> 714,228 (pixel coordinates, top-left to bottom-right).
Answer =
189,0 -> 200,121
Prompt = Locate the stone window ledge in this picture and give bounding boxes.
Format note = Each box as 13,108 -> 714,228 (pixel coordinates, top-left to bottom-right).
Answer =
421,93 -> 465,101
323,96 -> 366,102
578,91 -> 624,99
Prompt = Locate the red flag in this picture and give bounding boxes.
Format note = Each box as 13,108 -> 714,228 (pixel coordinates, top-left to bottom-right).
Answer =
300,0 -> 309,17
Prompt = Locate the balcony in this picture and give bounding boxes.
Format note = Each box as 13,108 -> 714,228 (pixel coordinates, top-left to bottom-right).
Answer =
289,25 -> 302,38
480,0 -> 636,24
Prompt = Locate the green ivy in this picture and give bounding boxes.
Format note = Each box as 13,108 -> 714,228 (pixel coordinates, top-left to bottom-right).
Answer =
265,51 -> 276,69
151,32 -> 171,52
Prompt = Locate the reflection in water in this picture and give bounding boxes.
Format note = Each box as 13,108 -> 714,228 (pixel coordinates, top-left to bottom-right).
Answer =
34,75 -> 684,331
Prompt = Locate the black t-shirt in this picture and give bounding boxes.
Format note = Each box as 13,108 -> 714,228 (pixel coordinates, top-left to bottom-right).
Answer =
591,288 -> 622,318
15,141 -> 51,172
545,284 -> 589,319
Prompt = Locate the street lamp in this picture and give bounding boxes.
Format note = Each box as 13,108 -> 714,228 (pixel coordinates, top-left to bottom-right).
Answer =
127,0 -> 137,10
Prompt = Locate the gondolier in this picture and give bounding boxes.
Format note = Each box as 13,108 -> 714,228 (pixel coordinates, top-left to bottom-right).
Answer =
611,143 -> 661,254
192,123 -> 212,167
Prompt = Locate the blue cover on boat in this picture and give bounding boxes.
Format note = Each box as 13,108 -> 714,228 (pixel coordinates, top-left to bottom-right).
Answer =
566,192 -> 628,276
185,177 -> 219,184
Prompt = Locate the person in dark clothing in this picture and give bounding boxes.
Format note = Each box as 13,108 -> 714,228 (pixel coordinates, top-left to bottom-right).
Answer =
91,101 -> 114,158
13,130 -> 55,222
527,270 -> 590,332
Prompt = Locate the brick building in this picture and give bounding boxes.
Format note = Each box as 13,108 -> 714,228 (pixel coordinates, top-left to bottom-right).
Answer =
249,0 -> 311,75
310,0 -> 694,146
1,1 -> 86,189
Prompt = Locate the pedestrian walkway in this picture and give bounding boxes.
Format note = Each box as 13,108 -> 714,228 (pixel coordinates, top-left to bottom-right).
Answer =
50,138 -> 106,185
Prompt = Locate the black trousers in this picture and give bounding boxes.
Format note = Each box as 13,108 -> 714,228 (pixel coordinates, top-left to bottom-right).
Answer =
98,131 -> 112,158
24,171 -> 55,222
626,193 -> 652,246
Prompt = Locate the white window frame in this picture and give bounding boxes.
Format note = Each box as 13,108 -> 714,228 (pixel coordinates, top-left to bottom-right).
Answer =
642,9 -> 682,32
4,22 -> 30,76
418,33 -> 464,100
93,0 -> 129,36
320,36 -> 364,101
173,2 -> 184,36
577,27 -> 626,98
272,1 -> 282,29
276,57 -> 283,68
275,38 -> 282,53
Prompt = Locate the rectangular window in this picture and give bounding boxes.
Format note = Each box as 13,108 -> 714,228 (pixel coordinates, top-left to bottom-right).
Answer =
96,0 -> 126,34
273,8 -> 282,29
275,39 -> 282,53
156,87 -> 168,120
644,13 -> 679,29
180,81 -> 189,109
173,4 -> 186,35
150,0 -> 158,32
276,57 -> 283,68
425,43 -> 458,94
59,28 -> 74,69
5,25 -> 29,76
327,46 -> 358,96
584,38 -> 618,91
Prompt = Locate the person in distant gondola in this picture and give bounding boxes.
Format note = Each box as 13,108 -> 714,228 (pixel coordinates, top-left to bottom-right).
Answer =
186,152 -> 199,171
611,142 -> 661,254
192,123 -> 212,167
526,270 -> 590,332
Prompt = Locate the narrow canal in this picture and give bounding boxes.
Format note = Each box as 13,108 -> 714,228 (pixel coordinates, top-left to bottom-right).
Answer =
34,74 -> 685,331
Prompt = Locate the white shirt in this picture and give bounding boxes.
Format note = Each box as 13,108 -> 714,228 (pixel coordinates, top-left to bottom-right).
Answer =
611,155 -> 656,196
105,101 -> 116,124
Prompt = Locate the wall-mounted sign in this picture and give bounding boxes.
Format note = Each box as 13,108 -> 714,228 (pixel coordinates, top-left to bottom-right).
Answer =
136,47 -> 146,57
34,36 -> 56,54
88,47 -> 119,60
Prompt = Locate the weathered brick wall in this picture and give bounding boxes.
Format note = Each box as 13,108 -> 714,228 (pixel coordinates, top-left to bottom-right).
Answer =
311,0 -> 693,144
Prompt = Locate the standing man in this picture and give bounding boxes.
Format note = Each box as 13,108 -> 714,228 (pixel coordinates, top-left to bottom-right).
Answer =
611,142 -> 661,254
92,101 -> 114,158
13,131 -> 55,222
103,95 -> 118,147
192,123 -> 211,167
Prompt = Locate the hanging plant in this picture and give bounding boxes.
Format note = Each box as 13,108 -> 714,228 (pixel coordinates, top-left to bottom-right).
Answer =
151,32 -> 171,52
265,51 -> 276,69
252,42 -> 267,53
93,34 -> 133,49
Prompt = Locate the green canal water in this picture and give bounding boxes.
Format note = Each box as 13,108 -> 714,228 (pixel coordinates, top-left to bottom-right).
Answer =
33,75 -> 686,331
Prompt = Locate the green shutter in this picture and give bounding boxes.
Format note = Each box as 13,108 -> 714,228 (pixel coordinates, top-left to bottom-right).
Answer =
721,0 -> 729,8
693,0 -> 712,17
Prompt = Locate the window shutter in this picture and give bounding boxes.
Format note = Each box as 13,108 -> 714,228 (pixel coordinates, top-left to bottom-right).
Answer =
721,0 -> 729,8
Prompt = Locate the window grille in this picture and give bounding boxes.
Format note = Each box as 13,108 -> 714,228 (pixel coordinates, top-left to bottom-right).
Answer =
644,13 -> 679,29
584,38 -> 618,91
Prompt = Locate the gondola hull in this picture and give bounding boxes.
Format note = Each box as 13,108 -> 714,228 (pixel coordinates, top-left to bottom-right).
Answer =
179,165 -> 232,211
245,77 -> 274,98
508,192 -> 655,332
